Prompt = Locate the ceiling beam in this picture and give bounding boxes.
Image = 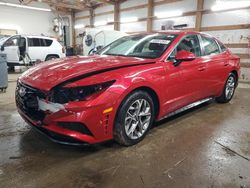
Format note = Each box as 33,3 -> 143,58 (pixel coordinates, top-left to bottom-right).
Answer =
95,0 -> 115,5
114,1 -> 120,30
42,0 -> 87,10
195,0 -> 204,31
71,11 -> 76,47
89,8 -> 94,28
147,0 -> 154,32
22,0 -> 33,5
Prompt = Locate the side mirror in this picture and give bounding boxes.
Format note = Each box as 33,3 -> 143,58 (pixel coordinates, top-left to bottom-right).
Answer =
173,50 -> 196,66
0,45 -> 4,51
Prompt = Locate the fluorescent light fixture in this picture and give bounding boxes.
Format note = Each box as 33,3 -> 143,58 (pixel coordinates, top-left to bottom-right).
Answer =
120,17 -> 138,23
94,21 -> 107,26
211,1 -> 250,11
0,2 -> 51,12
74,24 -> 85,29
156,10 -> 183,19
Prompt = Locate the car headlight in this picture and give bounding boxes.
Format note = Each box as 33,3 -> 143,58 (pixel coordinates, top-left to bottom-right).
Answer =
51,80 -> 115,104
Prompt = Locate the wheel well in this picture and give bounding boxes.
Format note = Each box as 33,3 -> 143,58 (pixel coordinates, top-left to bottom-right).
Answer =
132,87 -> 160,118
231,70 -> 238,83
46,54 -> 59,60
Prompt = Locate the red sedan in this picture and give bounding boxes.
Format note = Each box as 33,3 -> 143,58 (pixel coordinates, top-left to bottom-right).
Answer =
16,31 -> 240,146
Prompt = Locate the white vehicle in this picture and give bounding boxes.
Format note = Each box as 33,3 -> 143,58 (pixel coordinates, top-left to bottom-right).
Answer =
83,29 -> 127,55
0,37 -> 8,45
0,35 -> 66,68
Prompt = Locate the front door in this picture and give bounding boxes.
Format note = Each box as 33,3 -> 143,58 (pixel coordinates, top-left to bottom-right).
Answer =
2,36 -> 20,64
165,35 -> 206,112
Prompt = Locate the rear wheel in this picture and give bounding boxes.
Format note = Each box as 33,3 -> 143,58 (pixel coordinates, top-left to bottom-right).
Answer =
216,73 -> 236,103
114,91 -> 155,146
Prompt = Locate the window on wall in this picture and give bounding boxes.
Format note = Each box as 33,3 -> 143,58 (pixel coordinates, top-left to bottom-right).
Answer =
201,36 -> 220,56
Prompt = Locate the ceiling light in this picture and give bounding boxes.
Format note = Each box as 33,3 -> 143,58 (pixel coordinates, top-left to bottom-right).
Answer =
156,11 -> 183,19
120,17 -> 138,23
94,21 -> 107,27
74,24 -> 85,29
211,1 -> 250,11
0,2 -> 51,12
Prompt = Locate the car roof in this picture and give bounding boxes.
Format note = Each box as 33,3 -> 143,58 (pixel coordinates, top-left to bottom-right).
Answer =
129,30 -> 213,37
15,35 -> 55,40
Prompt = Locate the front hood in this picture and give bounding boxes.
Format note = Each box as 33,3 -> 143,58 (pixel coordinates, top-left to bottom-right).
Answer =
19,55 -> 154,91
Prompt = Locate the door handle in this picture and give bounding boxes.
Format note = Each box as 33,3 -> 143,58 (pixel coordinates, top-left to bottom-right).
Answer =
224,62 -> 229,66
198,66 -> 206,71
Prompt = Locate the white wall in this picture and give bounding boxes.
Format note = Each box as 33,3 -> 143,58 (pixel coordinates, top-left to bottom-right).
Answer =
0,0 -> 73,45
0,2 -> 54,36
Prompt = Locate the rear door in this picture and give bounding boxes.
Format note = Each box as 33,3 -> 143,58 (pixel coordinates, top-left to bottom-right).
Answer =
28,38 -> 48,62
199,35 -> 229,96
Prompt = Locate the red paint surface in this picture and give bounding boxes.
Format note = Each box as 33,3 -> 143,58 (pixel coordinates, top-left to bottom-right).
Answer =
17,31 -> 240,144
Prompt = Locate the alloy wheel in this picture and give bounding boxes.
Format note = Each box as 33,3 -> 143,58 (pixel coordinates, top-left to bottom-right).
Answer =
225,76 -> 235,100
124,99 -> 152,140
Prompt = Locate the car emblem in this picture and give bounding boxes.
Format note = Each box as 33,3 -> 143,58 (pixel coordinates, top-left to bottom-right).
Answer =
18,87 -> 26,97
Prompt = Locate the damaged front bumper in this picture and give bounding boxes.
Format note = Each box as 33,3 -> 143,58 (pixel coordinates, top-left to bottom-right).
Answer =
18,109 -> 89,146
16,81 -> 118,145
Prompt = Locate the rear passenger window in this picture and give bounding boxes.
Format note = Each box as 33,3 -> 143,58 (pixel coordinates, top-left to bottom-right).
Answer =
28,38 -> 41,47
28,38 -> 52,47
44,39 -> 53,46
219,42 -> 227,52
201,36 -> 220,56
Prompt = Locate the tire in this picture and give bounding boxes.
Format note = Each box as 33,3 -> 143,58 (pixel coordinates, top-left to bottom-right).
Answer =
8,66 -> 15,72
114,90 -> 155,146
45,55 -> 59,61
216,73 -> 236,103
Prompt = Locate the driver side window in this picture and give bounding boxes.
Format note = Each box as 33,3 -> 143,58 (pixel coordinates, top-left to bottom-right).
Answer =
4,37 -> 19,47
168,35 -> 201,60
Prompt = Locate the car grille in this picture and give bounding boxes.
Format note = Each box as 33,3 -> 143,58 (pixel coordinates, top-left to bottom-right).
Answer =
16,81 -> 46,122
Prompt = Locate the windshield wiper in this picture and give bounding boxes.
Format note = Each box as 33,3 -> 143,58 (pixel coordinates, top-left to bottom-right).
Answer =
126,55 -> 155,59
104,53 -> 128,57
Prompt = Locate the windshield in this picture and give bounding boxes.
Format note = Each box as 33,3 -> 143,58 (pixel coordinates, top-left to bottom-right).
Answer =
98,34 -> 177,59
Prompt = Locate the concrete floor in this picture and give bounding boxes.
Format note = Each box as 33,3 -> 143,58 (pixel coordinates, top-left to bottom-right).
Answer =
0,74 -> 250,188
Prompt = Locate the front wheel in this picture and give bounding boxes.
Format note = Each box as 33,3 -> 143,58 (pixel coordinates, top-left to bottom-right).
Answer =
114,91 -> 155,146
216,73 -> 236,103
